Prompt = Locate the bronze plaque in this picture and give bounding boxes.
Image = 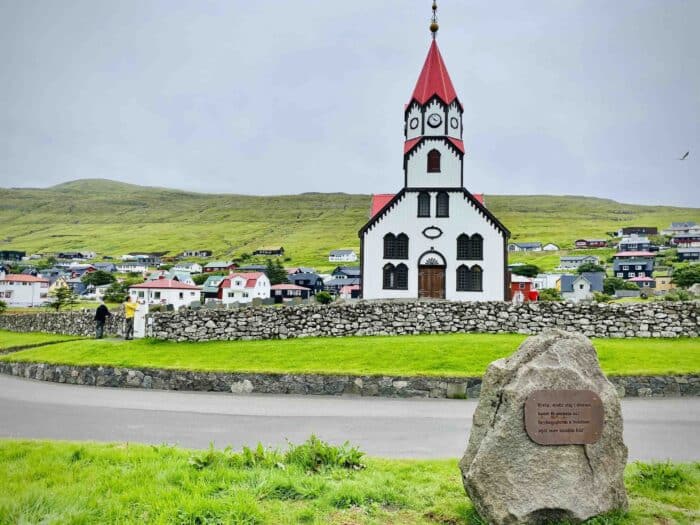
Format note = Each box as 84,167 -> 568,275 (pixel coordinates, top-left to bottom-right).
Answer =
524,390 -> 604,445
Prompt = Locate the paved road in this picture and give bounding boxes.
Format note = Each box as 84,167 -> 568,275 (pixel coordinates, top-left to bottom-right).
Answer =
0,375 -> 698,460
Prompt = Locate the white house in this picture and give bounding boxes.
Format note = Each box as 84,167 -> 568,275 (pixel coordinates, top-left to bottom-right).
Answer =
128,279 -> 201,309
0,274 -> 50,306
542,243 -> 560,251
532,273 -> 562,290
508,242 -> 542,252
359,30 -> 509,301
559,272 -> 605,303
116,263 -> 148,273
329,250 -> 358,263
218,272 -> 270,304
558,255 -> 600,270
172,262 -> 203,274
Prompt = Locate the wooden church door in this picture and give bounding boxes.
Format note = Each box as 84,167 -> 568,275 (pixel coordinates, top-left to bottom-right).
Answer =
418,266 -> 445,299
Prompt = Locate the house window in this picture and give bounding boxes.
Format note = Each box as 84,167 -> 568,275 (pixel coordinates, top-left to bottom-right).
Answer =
635,265 -> 642,270
629,272 -> 635,278
138,291 -> 144,298
457,234 -> 483,260
436,192 -> 449,217
616,272 -> 623,278
623,265 -> 629,270
579,284 -> 584,290
427,149 -> 441,173
519,283 -> 525,289
418,192 -> 431,217
154,292 -> 161,299
457,265 -> 483,291
179,292 -> 184,299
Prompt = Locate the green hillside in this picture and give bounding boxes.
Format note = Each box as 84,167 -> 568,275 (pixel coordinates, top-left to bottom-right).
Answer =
1,179 -> 697,271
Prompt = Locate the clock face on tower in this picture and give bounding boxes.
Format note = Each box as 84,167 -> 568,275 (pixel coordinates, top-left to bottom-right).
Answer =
427,113 -> 442,128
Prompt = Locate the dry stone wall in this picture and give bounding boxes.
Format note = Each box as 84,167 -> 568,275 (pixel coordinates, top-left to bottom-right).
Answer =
148,301 -> 699,341
0,361 -> 696,398
0,311 -> 124,337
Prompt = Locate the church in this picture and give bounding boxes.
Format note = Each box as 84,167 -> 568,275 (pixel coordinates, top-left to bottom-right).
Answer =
359,4 -> 510,301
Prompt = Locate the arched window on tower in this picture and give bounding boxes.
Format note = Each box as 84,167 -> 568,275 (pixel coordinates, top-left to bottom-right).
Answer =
383,233 -> 396,259
395,233 -> 409,259
436,192 -> 449,217
418,192 -> 431,217
427,149 -> 441,173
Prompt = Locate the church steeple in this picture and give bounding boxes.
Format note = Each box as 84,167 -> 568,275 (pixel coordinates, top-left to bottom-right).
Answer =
409,39 -> 459,108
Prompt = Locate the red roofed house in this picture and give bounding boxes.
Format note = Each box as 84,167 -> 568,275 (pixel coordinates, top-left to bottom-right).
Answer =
0,273 -> 50,307
129,278 -> 201,309
218,272 -> 270,305
359,13 -> 509,301
339,284 -> 361,300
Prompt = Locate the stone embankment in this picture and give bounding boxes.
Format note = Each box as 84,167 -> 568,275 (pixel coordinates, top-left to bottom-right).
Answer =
0,361 -> 696,398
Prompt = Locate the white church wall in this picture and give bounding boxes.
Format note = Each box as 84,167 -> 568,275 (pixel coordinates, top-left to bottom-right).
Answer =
362,191 -> 505,301
406,140 -> 462,188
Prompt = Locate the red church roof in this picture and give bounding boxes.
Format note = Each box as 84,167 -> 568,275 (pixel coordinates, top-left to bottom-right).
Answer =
410,40 -> 459,106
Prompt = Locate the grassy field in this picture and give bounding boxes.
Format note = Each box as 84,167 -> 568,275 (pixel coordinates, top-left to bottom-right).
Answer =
2,333 -> 698,377
1,179 -> 698,271
0,331 -> 83,352
0,439 -> 697,524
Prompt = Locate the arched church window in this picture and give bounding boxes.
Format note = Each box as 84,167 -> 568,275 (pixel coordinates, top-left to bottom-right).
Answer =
456,265 -> 469,291
418,192 -> 431,217
395,233 -> 409,259
383,233 -> 396,259
468,265 -> 483,291
383,263 -> 395,289
469,234 -> 483,260
427,149 -> 441,173
436,192 -> 449,217
395,264 -> 408,290
457,234 -> 470,259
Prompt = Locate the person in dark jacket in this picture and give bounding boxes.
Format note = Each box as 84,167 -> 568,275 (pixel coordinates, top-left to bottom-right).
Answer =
94,300 -> 112,339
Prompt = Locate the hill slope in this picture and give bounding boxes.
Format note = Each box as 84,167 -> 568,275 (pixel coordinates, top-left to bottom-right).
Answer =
1,179 -> 697,270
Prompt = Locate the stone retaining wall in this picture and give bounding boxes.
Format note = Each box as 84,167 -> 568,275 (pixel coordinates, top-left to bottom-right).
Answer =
1,361 -> 696,398
0,311 -> 124,337
149,301 -> 699,341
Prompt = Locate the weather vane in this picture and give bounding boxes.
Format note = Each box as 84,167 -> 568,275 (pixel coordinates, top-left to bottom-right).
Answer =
430,0 -> 439,39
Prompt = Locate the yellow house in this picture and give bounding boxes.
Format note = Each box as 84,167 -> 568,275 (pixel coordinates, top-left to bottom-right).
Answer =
654,275 -> 675,293
48,276 -> 68,294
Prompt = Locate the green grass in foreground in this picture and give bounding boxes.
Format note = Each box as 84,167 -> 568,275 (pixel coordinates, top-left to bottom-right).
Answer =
0,439 -> 697,524
2,333 -> 698,377
0,330 -> 83,351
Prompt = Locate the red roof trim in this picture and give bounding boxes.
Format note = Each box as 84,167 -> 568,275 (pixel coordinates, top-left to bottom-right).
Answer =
403,137 -> 421,154
410,40 -> 459,107
447,137 -> 465,153
403,136 -> 465,157
370,194 -> 396,219
1,274 -> 49,283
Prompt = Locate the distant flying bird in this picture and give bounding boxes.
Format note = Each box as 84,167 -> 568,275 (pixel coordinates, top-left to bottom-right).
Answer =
679,151 -> 689,160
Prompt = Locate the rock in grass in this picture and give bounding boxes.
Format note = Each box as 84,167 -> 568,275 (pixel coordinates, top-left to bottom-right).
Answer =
459,329 -> 628,524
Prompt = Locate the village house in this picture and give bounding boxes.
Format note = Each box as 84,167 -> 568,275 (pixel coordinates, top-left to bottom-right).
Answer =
148,271 -> 196,286
92,262 -> 117,273
677,247 -> 700,262
203,261 -> 237,273
531,273 -> 562,291
574,239 -> 608,249
270,283 -> 312,303
0,273 -> 50,306
339,284 -> 362,299
253,247 -> 284,256
359,25 -> 509,301
329,250 -> 358,262
172,262 -> 203,274
510,275 -> 536,303
129,279 -> 201,309
180,250 -> 213,258
654,274 -> 675,294
558,255 -> 600,270
559,272 -> 605,303
0,251 -> 27,262
671,232 -> 700,248
121,254 -> 162,265
662,221 -> 697,236
508,242 -> 542,253
542,243 -> 560,251
116,262 -> 148,274
218,272 -> 270,304
617,226 -> 658,237
332,266 -> 361,280
201,275 -> 226,300
237,264 -> 268,273
628,276 -> 655,290
613,251 -> 655,279
288,272 -> 325,294
617,235 -> 651,252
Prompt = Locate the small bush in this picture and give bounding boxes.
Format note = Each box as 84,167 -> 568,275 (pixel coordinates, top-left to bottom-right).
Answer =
593,292 -> 613,303
538,288 -> 561,301
285,435 -> 365,472
0,300 -> 6,314
315,291 -> 333,304
664,290 -> 691,302
633,461 -> 689,491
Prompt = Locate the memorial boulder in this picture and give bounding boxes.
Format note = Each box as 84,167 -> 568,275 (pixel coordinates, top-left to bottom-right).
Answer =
460,329 -> 628,524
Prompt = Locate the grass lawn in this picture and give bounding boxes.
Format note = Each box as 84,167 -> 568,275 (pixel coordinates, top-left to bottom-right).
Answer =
1,333 -> 698,377
0,330 -> 83,352
0,439 -> 697,524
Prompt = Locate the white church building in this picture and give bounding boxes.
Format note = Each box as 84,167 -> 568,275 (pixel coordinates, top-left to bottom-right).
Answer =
359,15 -> 510,301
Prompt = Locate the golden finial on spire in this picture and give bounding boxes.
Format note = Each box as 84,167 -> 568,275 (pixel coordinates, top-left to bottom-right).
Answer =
430,0 -> 439,38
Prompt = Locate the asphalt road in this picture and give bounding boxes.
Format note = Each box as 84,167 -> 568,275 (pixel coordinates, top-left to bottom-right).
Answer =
0,375 -> 698,460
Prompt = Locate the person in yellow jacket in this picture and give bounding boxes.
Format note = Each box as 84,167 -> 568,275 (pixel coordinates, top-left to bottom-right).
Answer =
123,295 -> 139,340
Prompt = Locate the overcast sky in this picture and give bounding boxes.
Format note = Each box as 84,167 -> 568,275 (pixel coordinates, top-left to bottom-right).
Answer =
1,1 -> 698,206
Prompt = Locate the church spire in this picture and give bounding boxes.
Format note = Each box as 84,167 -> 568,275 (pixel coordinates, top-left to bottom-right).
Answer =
430,0 -> 439,39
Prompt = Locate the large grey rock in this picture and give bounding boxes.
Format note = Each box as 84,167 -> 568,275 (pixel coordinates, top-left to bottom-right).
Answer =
460,329 -> 628,524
